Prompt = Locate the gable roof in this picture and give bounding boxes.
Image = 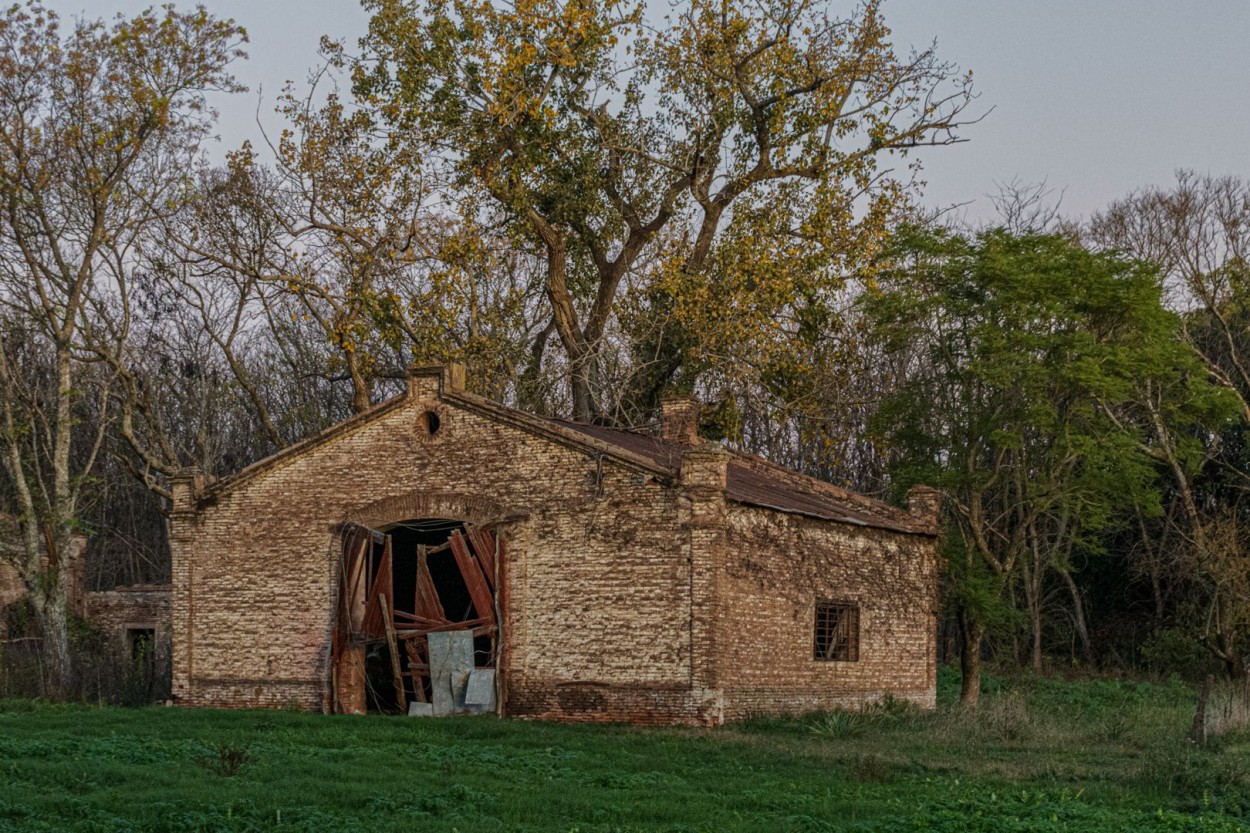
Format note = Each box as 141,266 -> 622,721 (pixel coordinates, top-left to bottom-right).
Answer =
198,378 -> 929,536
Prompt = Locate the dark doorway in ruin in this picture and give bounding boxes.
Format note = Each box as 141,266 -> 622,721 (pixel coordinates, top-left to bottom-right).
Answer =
333,519 -> 502,716
126,627 -> 156,662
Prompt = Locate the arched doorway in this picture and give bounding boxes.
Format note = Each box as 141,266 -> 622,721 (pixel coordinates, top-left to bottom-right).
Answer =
332,517 -> 503,716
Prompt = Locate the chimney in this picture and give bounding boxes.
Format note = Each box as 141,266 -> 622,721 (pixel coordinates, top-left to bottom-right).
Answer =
170,468 -> 205,516
906,485 -> 943,530
660,397 -> 700,444
445,363 -> 465,393
408,363 -> 465,401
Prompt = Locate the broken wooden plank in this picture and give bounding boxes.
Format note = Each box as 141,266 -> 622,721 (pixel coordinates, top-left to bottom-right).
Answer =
403,636 -> 429,703
380,595 -> 408,714
414,544 -> 447,623
449,530 -> 495,625
394,616 -> 489,638
393,607 -> 446,622
334,529 -> 370,714
341,529 -> 370,637
466,529 -> 496,590
361,536 -> 394,639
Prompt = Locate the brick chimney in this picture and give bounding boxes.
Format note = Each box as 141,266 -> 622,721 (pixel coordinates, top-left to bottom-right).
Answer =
408,363 -> 466,401
906,485 -> 943,530
660,396 -> 700,444
170,468 -> 206,516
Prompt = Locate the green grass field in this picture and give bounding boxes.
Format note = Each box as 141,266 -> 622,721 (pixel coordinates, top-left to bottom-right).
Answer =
1,669 -> 1247,832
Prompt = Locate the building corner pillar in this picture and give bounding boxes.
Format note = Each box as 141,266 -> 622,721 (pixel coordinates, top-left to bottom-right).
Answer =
679,443 -> 728,724
168,468 -> 205,705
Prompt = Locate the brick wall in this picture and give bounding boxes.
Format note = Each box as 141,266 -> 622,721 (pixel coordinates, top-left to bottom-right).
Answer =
717,506 -> 939,719
82,585 -> 171,642
0,561 -> 21,639
169,368 -> 938,724
170,371 -> 700,721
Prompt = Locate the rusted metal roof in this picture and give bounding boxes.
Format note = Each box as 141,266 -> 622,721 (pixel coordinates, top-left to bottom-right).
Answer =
552,420 -> 928,536
549,420 -> 679,469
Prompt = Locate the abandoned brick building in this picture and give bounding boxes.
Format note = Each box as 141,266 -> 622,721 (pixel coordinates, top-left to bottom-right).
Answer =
168,365 -> 941,725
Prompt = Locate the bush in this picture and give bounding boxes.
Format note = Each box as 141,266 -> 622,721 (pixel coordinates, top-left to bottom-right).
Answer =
0,624 -> 170,706
1139,744 -> 1250,817
1140,627 -> 1224,682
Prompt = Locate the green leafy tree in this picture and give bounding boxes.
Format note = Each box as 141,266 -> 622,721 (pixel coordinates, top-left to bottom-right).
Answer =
350,0 -> 974,420
864,227 -> 1230,706
1091,173 -> 1250,678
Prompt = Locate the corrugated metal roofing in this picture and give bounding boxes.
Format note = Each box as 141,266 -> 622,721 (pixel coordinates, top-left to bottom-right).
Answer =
552,420 -> 928,535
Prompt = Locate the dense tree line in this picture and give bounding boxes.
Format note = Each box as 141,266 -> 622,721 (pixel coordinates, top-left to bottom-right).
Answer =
0,0 -> 1245,702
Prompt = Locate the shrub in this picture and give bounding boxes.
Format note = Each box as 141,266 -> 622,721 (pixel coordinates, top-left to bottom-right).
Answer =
197,744 -> 252,777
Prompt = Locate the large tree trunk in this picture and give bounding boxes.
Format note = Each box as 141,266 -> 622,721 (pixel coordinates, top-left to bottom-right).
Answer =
568,348 -> 598,423
32,592 -> 71,699
345,347 -> 372,415
959,615 -> 985,709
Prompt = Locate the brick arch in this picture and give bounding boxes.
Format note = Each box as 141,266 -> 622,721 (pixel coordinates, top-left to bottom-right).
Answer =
343,490 -> 521,529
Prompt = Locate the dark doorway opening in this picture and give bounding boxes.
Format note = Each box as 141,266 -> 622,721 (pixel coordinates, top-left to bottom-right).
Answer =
127,627 -> 156,662
337,518 -> 501,716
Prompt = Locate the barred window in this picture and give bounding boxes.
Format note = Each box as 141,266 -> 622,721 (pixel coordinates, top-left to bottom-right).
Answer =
814,601 -> 859,662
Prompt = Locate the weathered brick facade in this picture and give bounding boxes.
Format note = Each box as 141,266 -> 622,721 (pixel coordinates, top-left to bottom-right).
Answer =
82,585 -> 171,652
169,366 -> 940,724
0,560 -> 22,640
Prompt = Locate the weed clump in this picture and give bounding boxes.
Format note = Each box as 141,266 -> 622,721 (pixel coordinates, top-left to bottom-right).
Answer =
197,744 -> 252,777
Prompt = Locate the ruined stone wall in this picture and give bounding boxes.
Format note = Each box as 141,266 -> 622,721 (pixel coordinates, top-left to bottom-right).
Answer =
171,375 -> 703,721
0,561 -> 22,639
83,586 -> 171,641
716,505 -> 939,720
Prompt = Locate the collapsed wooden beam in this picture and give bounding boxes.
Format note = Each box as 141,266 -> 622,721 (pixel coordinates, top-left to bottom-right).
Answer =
379,595 -> 407,713
361,536 -> 394,639
414,544 -> 447,623
466,528 -> 496,590
394,617 -> 491,639
450,530 -> 495,626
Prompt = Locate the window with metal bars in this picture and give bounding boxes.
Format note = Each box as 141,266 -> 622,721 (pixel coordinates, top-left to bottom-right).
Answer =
813,601 -> 859,661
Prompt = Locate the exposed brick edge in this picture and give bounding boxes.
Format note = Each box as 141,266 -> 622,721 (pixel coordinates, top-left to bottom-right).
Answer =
199,387 -> 674,505
444,391 -> 675,479
343,491 -> 523,530
198,394 -> 412,504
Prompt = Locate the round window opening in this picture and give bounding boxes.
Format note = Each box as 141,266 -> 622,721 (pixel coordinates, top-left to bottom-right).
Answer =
422,410 -> 442,436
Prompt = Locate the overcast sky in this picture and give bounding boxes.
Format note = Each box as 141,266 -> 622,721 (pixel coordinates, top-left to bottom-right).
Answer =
47,0 -> 1250,223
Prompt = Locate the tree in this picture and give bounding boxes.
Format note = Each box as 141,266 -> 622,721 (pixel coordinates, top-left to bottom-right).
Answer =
350,0 -> 975,421
1090,172 -> 1250,679
0,2 -> 245,695
863,227 -> 1222,706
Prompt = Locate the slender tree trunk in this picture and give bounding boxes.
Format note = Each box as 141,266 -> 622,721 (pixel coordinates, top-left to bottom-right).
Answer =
46,342 -> 75,696
1216,596 -> 1246,680
1059,568 -> 1094,664
959,614 -> 984,708
1020,569 -> 1043,671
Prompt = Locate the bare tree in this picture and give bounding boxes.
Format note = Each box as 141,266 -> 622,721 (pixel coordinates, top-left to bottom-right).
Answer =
0,3 -> 245,694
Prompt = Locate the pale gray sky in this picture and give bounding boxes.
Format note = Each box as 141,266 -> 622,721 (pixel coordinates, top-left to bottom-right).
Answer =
51,0 -> 1250,222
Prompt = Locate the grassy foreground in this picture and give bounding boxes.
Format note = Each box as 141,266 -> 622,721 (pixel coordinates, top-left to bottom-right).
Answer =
0,669 -> 1247,832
